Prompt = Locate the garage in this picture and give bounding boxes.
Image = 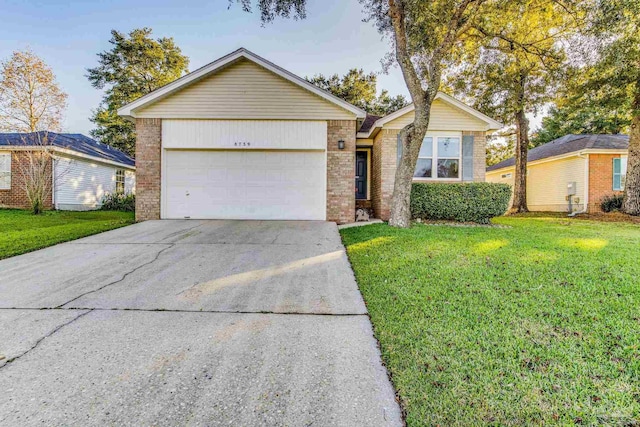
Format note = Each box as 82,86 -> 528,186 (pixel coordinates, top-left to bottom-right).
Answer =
163,150 -> 326,220
160,119 -> 328,220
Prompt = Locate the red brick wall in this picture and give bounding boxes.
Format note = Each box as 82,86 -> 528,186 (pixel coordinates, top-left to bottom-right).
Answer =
0,151 -> 53,210
588,153 -> 624,212
326,120 -> 356,224
135,118 -> 162,221
371,129 -> 398,221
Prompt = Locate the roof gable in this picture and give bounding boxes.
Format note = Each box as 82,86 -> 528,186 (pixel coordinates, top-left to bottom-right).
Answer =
118,48 -> 366,120
357,93 -> 503,138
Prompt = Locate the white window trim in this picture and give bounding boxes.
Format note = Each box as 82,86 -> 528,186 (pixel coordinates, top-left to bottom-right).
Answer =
115,169 -> 125,194
0,152 -> 11,190
613,156 -> 628,191
413,131 -> 463,181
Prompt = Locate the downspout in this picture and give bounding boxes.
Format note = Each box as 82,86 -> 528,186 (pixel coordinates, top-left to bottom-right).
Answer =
51,156 -> 56,210
568,152 -> 589,217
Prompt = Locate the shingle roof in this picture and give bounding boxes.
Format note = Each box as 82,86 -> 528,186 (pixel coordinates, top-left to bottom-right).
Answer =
487,134 -> 629,172
358,114 -> 382,133
0,132 -> 134,167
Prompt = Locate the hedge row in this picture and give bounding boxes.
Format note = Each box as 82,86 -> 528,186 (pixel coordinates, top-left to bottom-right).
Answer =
410,182 -> 511,224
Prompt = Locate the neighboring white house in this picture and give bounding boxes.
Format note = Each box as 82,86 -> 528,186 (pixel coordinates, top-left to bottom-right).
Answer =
0,132 -> 135,210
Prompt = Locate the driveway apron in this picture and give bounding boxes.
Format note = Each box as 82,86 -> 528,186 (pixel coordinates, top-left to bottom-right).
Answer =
0,220 -> 402,426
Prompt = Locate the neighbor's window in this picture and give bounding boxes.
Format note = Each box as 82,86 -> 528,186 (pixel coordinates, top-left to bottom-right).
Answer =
501,173 -> 512,179
115,169 -> 125,194
0,153 -> 11,190
613,157 -> 627,191
413,136 -> 461,179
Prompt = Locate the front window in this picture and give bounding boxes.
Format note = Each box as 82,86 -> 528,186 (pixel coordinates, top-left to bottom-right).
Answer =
0,153 -> 11,190
413,136 -> 461,179
115,169 -> 125,194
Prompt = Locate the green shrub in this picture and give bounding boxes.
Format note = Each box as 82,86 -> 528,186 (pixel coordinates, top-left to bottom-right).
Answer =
410,182 -> 511,224
101,192 -> 135,212
600,194 -> 624,212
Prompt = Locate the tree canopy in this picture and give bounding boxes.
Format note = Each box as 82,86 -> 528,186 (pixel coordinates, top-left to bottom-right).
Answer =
87,28 -> 189,156
306,68 -> 408,116
231,0 -> 306,23
444,0 -> 580,212
0,50 -> 67,132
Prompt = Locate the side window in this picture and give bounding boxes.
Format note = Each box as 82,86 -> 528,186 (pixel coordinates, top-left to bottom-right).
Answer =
0,153 -> 11,190
613,157 -> 627,191
115,169 -> 125,194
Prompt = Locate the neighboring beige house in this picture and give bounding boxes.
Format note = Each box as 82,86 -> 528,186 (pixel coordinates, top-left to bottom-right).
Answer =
487,134 -> 629,213
118,48 -> 502,224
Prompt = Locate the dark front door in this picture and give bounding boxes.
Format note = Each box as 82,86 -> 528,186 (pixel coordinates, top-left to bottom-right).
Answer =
355,151 -> 367,200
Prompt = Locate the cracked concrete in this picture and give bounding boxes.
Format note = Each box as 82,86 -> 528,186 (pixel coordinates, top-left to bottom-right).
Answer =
0,220 -> 401,426
0,309 -> 92,369
56,244 -> 175,308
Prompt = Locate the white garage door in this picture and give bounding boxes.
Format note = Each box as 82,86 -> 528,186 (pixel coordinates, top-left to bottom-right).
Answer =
163,150 -> 326,220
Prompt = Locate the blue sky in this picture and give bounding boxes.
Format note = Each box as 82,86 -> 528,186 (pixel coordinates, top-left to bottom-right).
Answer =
0,0 -> 410,135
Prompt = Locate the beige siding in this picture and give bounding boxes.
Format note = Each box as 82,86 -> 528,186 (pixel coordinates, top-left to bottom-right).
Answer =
487,156 -> 587,212
135,59 -> 355,120
384,99 -> 489,131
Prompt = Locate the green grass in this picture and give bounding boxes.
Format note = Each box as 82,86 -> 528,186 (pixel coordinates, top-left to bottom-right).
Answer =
340,216 -> 640,426
0,209 -> 135,259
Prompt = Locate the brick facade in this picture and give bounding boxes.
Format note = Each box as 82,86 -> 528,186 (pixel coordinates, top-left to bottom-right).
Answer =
135,118 -> 162,221
588,153 -> 624,212
371,129 -> 398,221
0,151 -> 53,210
131,117 -> 485,223
326,120 -> 356,224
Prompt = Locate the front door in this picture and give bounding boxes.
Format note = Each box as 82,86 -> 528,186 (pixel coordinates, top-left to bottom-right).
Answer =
355,151 -> 367,200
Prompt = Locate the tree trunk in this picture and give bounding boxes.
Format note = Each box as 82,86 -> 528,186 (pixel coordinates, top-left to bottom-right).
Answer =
388,111 -> 431,227
623,107 -> 640,215
510,108 -> 530,214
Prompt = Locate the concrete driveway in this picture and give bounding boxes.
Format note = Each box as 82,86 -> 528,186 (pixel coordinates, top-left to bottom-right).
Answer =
0,220 -> 402,426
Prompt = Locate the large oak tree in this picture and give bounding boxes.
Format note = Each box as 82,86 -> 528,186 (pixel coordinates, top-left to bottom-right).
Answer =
87,28 -> 189,156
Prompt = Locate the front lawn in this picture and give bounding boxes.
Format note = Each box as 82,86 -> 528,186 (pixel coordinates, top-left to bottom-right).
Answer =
340,216 -> 640,425
0,209 -> 134,260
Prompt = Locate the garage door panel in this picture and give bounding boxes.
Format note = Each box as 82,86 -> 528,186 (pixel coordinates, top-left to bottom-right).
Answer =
164,150 -> 325,220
